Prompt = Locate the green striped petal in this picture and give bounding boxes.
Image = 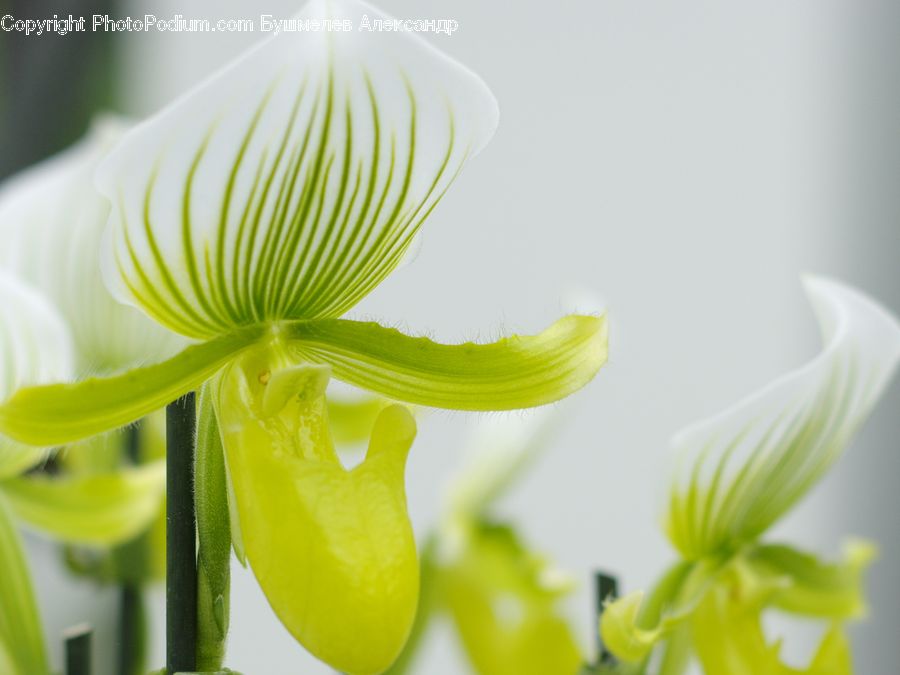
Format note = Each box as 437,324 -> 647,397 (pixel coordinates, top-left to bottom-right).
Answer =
96,0 -> 498,339
2,460 -> 166,546
284,314 -> 607,411
0,118 -> 183,374
0,325 -> 263,447
0,494 -> 48,675
666,277 -> 900,559
0,272 -> 73,477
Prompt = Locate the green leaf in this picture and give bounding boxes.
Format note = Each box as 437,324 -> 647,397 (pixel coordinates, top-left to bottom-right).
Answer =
0,325 -> 263,446
666,277 -> 900,559
284,314 -> 607,411
195,383 -> 231,671
95,0 -> 498,339
2,460 -> 166,545
0,493 -> 48,675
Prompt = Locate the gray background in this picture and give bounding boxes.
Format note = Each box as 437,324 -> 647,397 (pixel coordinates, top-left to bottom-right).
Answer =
25,1 -> 899,673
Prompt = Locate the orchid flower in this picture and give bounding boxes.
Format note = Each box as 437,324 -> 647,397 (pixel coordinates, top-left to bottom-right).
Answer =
0,0 -> 607,672
0,272 -> 167,675
389,411 -> 585,675
600,277 -> 900,674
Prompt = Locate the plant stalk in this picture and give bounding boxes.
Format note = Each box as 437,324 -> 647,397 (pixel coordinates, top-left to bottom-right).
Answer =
166,393 -> 197,674
63,623 -> 92,675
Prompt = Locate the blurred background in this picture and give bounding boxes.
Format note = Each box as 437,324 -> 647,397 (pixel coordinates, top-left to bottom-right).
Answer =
2,0 -> 898,673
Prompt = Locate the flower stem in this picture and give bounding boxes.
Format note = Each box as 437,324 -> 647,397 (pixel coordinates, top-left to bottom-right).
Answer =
166,393 -> 197,674
118,583 -> 146,675
595,571 -> 618,664
63,623 -> 92,675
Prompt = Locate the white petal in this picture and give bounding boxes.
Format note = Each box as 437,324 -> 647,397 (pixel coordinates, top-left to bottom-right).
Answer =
667,277 -> 900,559
0,272 -> 73,477
0,118 -> 184,374
96,0 -> 499,339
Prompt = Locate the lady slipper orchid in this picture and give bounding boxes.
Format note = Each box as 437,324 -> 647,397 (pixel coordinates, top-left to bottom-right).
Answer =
390,412 -> 584,675
0,273 -> 166,675
0,1 -> 607,672
600,277 -> 900,674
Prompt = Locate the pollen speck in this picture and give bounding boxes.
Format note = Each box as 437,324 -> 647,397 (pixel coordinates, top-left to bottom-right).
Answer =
258,370 -> 271,385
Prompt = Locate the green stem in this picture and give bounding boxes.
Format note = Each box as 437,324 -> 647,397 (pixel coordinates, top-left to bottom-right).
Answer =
63,624 -> 92,675
166,393 -> 197,674
118,584 -> 146,675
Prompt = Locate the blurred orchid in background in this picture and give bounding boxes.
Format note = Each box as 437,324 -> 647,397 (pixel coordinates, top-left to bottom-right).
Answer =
388,411 -> 585,675
0,118 -> 186,675
600,277 -> 900,675
0,272 -> 166,675
0,0 -> 607,672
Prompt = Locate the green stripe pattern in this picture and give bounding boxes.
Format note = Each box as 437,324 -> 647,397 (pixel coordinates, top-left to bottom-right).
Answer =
97,2 -> 497,339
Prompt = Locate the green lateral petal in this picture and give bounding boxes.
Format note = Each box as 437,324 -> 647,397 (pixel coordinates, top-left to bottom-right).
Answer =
2,460 -> 166,545
666,278 -> 900,559
744,540 -> 876,619
0,325 -> 263,447
214,347 -> 419,675
440,522 -> 583,675
0,272 -> 73,477
284,314 -> 607,411
0,118 -> 183,374
96,0 -> 498,339
0,493 -> 48,675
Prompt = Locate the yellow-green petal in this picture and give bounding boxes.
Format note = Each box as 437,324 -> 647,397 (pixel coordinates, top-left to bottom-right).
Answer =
0,325 -> 263,447
2,460 -> 165,546
691,561 -> 855,675
440,523 -> 583,675
744,540 -> 876,620
326,394 -> 393,446
599,557 -> 722,665
0,493 -> 48,675
214,346 -> 419,675
284,314 -> 607,411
